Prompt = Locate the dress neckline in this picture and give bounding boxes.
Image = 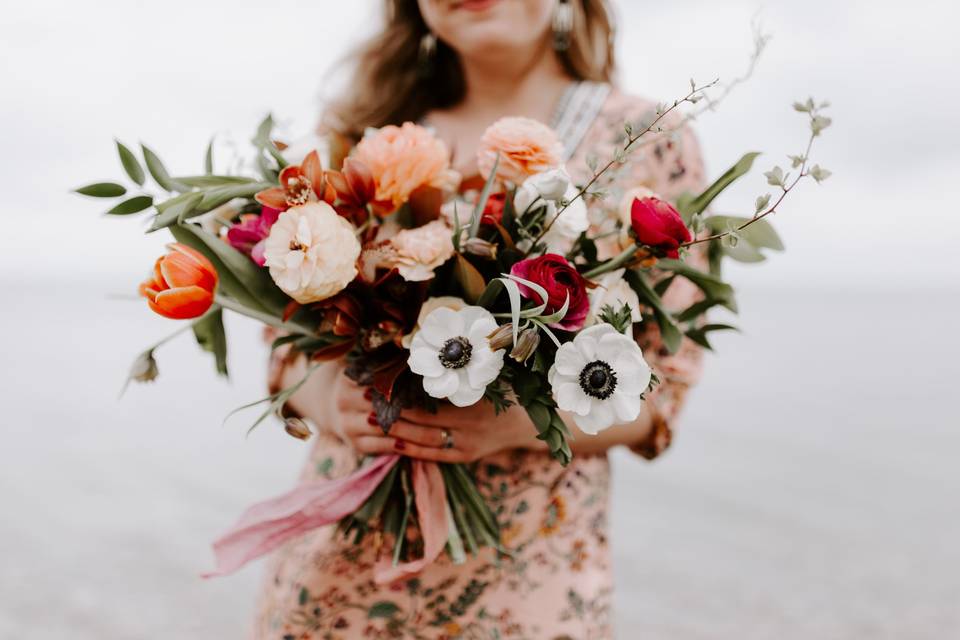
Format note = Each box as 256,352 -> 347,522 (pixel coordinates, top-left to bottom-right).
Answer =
549,80 -> 612,162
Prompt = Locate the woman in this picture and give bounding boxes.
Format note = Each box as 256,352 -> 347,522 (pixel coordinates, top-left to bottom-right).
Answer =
255,1 -> 706,637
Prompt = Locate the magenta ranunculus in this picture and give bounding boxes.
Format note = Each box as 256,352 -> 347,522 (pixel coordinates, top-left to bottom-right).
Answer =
509,253 -> 590,331
226,207 -> 281,266
629,196 -> 691,259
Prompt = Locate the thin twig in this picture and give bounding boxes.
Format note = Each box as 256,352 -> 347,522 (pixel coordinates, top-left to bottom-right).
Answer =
681,130 -> 816,249
529,79 -> 720,251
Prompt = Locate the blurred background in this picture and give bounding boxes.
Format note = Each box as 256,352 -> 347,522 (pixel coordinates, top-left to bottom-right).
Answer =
1,0 -> 958,638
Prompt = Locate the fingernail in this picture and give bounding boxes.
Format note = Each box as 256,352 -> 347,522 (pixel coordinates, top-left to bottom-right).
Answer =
366,412 -> 378,427
393,440 -> 406,451
363,388 -> 374,400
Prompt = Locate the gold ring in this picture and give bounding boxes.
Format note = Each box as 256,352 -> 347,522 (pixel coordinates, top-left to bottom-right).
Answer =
440,429 -> 454,449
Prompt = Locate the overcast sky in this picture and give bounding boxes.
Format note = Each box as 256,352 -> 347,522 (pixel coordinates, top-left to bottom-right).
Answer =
2,0 -> 957,288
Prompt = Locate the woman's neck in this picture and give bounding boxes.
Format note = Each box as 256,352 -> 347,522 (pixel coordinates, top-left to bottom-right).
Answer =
424,40 -> 574,175
455,41 -> 573,123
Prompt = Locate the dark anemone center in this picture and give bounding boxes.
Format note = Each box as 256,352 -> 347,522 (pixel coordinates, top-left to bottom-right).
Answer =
439,336 -> 472,369
579,360 -> 617,399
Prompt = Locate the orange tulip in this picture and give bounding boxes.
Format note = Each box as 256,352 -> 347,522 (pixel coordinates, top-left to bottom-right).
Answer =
139,244 -> 218,319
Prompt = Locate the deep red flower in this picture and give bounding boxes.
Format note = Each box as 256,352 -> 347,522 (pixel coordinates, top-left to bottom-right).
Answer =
629,196 -> 691,259
509,253 -> 590,331
481,191 -> 506,226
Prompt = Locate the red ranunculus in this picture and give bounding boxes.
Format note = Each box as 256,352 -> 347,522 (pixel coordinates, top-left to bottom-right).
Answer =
509,253 -> 590,331
630,196 -> 691,259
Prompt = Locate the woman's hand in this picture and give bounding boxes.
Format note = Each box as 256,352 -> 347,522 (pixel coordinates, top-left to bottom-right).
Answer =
330,375 -> 546,463
324,369 -> 656,463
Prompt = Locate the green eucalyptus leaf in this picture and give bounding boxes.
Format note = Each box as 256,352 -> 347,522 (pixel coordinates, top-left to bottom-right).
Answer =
74,182 -> 126,198
468,153 -> 499,238
204,137 -> 215,175
676,298 -> 726,323
173,175 -> 258,188
106,195 -> 153,215
149,192 -> 203,232
656,258 -> 737,312
706,215 -> 784,251
624,269 -> 683,353
722,241 -> 767,263
116,140 -> 145,186
197,182 -> 272,214
653,274 -> 675,297
192,306 -> 229,377
475,278 -> 504,310
680,151 -> 761,218
141,144 -> 187,192
686,323 -> 739,350
252,114 -> 274,148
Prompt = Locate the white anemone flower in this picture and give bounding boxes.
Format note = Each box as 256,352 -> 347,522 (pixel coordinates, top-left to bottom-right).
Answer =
408,305 -> 506,407
548,323 -> 652,434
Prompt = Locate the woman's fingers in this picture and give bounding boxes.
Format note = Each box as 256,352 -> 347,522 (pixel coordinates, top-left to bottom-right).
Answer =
401,406 -> 473,428
393,440 -> 464,463
352,434 -> 465,462
386,419 -> 447,448
351,436 -> 397,456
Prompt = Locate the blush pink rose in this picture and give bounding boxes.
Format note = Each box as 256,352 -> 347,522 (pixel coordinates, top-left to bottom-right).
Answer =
389,219 -> 455,282
352,122 -> 460,210
476,117 -> 563,186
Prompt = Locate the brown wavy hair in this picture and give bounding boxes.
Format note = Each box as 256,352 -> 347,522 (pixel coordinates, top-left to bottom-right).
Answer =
326,0 -> 616,141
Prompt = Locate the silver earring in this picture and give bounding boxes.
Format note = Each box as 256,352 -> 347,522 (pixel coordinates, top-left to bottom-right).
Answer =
552,0 -> 573,52
419,31 -> 437,64
418,32 -> 437,77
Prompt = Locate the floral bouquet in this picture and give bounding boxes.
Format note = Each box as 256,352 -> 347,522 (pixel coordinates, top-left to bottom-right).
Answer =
77,85 -> 831,582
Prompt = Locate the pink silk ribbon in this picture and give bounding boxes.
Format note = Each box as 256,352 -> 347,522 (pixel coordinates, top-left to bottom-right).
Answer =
203,454 -> 400,578
374,459 -> 449,584
203,455 -> 450,584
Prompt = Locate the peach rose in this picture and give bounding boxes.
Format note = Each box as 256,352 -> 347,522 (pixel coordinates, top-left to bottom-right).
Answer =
352,122 -> 459,210
389,219 -> 455,282
476,116 -> 563,185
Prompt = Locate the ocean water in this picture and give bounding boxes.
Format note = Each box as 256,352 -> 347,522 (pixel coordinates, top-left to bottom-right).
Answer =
1,280 -> 957,639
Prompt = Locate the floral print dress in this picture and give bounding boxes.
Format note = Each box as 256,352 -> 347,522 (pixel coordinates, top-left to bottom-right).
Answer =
252,85 -> 707,640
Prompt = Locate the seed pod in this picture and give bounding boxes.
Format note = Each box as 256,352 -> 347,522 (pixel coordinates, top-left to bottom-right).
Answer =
509,328 -> 541,363
284,417 -> 313,441
486,323 -> 514,351
129,350 -> 159,383
463,237 -> 497,260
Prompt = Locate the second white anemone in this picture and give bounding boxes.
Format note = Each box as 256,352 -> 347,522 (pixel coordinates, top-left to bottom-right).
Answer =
548,323 -> 652,434
407,305 -> 506,407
